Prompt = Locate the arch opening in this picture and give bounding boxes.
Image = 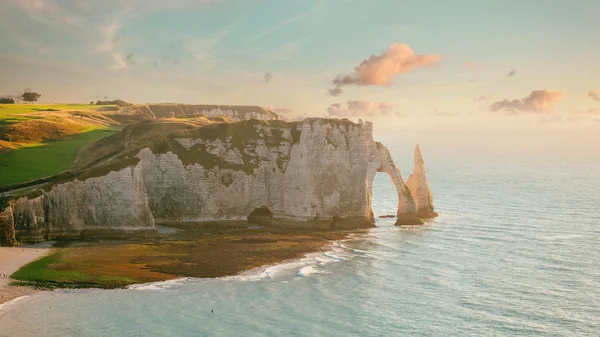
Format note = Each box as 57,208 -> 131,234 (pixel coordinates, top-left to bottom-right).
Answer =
370,172 -> 400,225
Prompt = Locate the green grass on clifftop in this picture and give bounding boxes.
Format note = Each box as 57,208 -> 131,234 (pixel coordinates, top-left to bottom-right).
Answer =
0,104 -> 114,126
0,126 -> 121,185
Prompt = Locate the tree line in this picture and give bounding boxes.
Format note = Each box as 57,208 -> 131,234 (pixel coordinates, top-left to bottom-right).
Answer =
0,90 -> 41,103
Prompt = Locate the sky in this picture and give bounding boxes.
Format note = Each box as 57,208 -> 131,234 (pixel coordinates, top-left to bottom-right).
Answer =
1,0 -> 600,133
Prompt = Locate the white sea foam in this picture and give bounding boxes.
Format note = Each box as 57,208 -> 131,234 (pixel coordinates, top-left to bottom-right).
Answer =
297,266 -> 316,277
128,278 -> 188,291
0,295 -> 31,317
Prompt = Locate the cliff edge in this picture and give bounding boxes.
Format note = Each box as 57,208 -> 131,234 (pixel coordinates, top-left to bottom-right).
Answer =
0,118 -> 436,243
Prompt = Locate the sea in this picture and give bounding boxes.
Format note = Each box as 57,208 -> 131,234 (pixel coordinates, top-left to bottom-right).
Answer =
1,130 -> 599,336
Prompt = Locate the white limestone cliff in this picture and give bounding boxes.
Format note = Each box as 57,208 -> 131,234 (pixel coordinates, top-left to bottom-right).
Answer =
10,166 -> 155,242
119,104 -> 279,122
3,118 -> 435,242
406,145 -> 438,219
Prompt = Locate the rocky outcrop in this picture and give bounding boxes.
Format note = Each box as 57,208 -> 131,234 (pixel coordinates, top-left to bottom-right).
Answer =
2,118 -> 435,242
0,205 -> 17,246
407,145 -> 438,219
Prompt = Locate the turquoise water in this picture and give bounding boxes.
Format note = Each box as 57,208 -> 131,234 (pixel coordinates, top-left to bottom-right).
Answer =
1,135 -> 599,336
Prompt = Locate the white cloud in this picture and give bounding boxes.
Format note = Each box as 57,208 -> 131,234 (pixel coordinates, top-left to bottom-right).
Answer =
246,3 -> 322,43
93,22 -> 121,53
10,0 -> 84,27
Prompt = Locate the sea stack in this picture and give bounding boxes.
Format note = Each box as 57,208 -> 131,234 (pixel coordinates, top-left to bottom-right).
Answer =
406,145 -> 438,219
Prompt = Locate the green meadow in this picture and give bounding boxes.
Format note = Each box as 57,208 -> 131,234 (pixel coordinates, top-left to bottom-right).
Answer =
0,126 -> 121,185
0,104 -> 121,186
0,103 -> 108,126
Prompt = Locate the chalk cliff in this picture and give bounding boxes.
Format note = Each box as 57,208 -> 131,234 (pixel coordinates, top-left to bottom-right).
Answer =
0,205 -> 16,245
1,118 -> 436,243
110,104 -> 279,124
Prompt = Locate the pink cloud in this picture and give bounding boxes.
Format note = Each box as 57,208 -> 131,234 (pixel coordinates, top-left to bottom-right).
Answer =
465,62 -> 482,69
589,89 -> 600,102
326,100 -> 399,117
489,90 -> 563,113
327,43 -> 441,96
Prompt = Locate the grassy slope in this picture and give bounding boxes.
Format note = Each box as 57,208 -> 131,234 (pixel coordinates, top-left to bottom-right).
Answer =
0,104 -> 121,186
0,126 -> 121,185
0,104 -> 104,126
10,230 -> 351,288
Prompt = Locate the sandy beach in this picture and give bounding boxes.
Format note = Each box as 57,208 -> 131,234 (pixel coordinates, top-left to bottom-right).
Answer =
0,244 -> 52,304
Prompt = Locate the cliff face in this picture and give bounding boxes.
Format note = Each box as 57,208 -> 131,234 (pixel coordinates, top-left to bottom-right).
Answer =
10,167 -> 155,242
138,119 -> 422,228
0,205 -> 16,245
2,118 -> 436,242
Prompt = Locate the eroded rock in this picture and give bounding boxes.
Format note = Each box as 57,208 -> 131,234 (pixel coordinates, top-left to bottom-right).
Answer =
407,145 -> 438,219
6,118 -> 436,240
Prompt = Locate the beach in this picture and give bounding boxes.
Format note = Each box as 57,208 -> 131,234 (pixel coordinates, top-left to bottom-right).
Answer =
0,244 -> 51,304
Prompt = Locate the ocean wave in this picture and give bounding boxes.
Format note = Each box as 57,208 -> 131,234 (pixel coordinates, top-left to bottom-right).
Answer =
334,241 -> 368,254
127,278 -> 188,291
0,295 -> 32,317
297,266 -> 317,277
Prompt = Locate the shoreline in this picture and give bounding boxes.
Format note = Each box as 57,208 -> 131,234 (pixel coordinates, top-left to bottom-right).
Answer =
0,237 -> 342,314
0,243 -> 52,305
0,228 -> 364,309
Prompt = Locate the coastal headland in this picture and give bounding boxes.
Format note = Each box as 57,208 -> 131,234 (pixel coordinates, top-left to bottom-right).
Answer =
0,103 -> 436,294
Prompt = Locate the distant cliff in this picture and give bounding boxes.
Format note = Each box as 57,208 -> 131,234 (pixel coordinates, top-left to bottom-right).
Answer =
106,104 -> 279,124
0,118 -> 436,243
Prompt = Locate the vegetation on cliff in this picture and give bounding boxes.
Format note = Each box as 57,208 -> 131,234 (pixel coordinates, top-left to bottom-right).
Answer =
0,127 -> 121,186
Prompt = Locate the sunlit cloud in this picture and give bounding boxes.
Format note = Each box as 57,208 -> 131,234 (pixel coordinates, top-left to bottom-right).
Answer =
327,43 -> 441,96
490,90 -> 563,113
588,89 -> 600,102
326,100 -> 400,117
473,95 -> 486,102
